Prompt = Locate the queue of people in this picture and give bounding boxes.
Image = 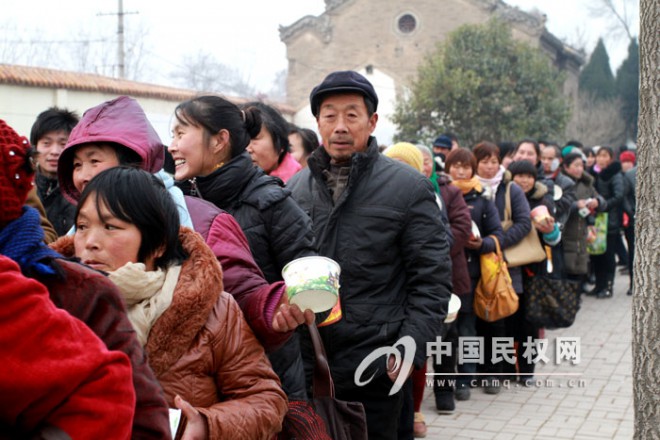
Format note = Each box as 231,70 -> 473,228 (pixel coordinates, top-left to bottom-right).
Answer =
0,70 -> 635,440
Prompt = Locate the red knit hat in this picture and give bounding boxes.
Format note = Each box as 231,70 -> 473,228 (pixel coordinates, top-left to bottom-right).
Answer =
0,119 -> 34,225
619,150 -> 636,165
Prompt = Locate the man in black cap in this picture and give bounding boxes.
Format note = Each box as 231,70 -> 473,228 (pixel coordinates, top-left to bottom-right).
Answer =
432,134 -> 453,158
288,71 -> 452,439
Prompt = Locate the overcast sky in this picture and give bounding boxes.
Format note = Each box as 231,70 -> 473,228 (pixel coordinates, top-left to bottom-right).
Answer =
1,0 -> 638,92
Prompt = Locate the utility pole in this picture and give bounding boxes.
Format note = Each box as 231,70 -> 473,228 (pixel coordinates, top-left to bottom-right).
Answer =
98,0 -> 138,79
118,0 -> 125,79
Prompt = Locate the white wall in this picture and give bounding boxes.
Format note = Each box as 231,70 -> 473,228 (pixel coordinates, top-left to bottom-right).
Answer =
0,85 -> 179,144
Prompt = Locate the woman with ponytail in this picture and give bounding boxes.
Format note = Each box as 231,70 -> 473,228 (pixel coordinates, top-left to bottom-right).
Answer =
169,96 -> 326,439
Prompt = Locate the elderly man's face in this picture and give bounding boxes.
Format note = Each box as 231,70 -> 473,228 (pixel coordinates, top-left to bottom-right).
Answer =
317,93 -> 378,164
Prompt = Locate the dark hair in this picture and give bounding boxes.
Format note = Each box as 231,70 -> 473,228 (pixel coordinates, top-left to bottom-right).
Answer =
76,166 -> 187,269
507,160 -> 538,179
442,132 -> 459,144
562,153 -> 584,168
241,101 -> 290,163
444,147 -> 477,176
163,145 -> 175,175
289,126 -> 319,156
497,141 -> 515,161
597,146 -> 615,158
109,143 -> 143,167
514,138 -> 541,163
583,146 -> 596,158
174,96 -> 262,158
364,97 -> 376,117
30,107 -> 79,146
473,141 -> 501,164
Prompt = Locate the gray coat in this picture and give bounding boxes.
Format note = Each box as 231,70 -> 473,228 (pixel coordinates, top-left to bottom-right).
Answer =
561,170 -> 604,275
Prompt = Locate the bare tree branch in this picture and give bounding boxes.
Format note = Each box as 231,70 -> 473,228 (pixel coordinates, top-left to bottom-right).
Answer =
588,0 -> 636,40
565,92 -> 626,146
169,50 -> 256,96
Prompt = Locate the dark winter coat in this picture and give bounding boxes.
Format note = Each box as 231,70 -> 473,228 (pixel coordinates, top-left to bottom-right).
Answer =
288,137 -> 452,386
177,151 -> 315,400
493,180 -> 532,293
622,166 -> 636,220
438,174 -> 472,296
35,173 -> 76,236
561,170 -> 603,275
462,187 -> 504,290
593,161 -> 625,235
35,254 -> 171,440
522,181 -> 561,277
545,169 -> 577,227
536,164 -> 562,219
25,187 -> 57,243
178,152 -> 315,283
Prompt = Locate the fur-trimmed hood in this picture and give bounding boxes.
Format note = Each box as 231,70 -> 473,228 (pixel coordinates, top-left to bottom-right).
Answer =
528,180 -> 549,200
146,228 -> 222,376
50,227 -> 223,376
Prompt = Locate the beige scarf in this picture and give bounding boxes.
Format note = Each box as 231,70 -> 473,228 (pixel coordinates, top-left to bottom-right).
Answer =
109,262 -> 182,346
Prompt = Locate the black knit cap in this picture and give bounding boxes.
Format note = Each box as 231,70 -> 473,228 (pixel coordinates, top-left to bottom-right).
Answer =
432,135 -> 452,149
309,71 -> 378,117
507,160 -> 538,179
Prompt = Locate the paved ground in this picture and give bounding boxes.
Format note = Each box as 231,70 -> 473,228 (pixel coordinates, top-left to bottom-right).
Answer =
419,268 -> 634,439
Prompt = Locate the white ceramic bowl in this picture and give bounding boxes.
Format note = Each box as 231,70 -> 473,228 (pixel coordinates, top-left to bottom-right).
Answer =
281,256 -> 340,313
444,294 -> 461,323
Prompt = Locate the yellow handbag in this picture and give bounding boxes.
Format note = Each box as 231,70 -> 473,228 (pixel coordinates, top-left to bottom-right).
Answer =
474,236 -> 519,322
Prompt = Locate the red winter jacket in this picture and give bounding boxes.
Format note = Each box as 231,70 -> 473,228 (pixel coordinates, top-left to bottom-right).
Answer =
184,196 -> 291,350
35,256 -> 171,440
0,255 -> 135,440
58,95 -> 290,350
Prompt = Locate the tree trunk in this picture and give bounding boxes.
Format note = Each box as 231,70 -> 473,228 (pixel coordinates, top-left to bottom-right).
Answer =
633,0 -> 660,438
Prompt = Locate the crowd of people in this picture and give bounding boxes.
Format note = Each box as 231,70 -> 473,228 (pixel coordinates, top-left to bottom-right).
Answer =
0,70 -> 635,440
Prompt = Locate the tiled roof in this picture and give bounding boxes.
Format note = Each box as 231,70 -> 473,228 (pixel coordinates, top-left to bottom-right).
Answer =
0,64 -> 295,114
0,64 -> 200,102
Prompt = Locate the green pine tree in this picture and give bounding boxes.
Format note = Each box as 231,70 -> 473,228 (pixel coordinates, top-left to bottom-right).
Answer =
616,38 -> 639,141
579,38 -> 616,101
